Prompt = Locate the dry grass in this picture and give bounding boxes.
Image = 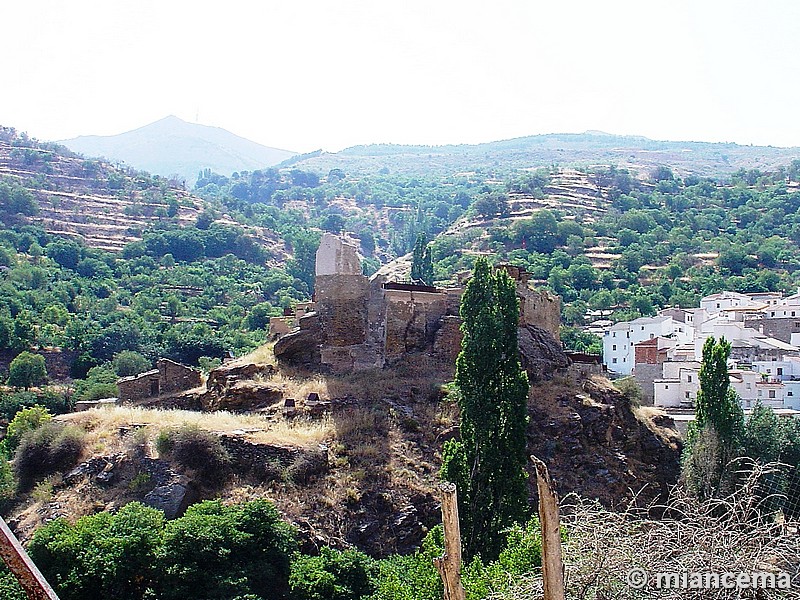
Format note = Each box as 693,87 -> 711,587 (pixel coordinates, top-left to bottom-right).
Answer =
58,406 -> 334,451
265,372 -> 329,403
490,464 -> 800,599
235,342 -> 276,366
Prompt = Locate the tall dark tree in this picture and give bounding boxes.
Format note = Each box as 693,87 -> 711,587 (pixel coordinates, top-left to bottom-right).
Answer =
441,258 -> 529,561
682,336 -> 744,498
410,234 -> 433,285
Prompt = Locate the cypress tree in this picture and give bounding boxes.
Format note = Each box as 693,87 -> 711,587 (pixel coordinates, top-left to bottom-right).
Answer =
441,258 -> 530,561
410,234 -> 433,285
682,336 -> 744,498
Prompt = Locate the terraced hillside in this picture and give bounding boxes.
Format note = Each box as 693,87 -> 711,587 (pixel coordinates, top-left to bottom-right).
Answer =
0,131 -> 205,251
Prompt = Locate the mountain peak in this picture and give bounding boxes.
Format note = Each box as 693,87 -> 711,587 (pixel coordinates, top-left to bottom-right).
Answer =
60,119 -> 297,183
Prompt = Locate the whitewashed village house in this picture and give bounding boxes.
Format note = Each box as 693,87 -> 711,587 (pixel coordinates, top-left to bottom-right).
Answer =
602,290 -> 800,417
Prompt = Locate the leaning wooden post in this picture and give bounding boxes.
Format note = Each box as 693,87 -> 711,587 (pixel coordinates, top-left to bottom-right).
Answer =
531,455 -> 565,600
433,482 -> 466,600
0,516 -> 60,600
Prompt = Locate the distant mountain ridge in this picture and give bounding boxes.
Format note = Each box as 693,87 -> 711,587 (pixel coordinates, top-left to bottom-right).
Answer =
60,116 -> 296,184
293,132 -> 800,177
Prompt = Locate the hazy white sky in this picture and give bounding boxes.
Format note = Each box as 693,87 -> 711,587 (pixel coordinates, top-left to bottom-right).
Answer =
3,0 -> 800,152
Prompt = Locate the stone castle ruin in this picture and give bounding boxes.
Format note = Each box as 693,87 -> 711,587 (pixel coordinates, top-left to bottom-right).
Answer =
275,234 -> 565,377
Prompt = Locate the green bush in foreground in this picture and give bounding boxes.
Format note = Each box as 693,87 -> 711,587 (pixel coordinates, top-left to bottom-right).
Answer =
290,546 -> 378,600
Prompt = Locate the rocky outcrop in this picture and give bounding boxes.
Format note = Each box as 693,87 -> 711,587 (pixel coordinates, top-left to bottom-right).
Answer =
206,361 -> 276,394
527,376 -> 682,507
201,361 -> 281,410
274,314 -> 322,365
202,380 -> 284,411
518,323 -> 570,381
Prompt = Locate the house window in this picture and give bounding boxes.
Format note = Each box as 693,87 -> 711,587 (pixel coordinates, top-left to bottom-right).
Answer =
778,368 -> 784,376
612,358 -> 617,364
746,383 -> 751,390
794,322 -> 800,328
687,375 -> 692,383
769,390 -> 776,399
793,312 -> 796,317
758,390 -> 763,397
717,303 -> 721,308
641,326 -> 645,331
650,333 -> 655,339
685,391 -> 690,399
612,345 -> 617,351
612,332 -> 616,338
772,312 -> 776,317
664,385 -> 669,389
789,391 -> 794,397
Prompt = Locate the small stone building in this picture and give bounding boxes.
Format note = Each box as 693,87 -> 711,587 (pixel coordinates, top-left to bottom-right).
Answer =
117,358 -> 202,402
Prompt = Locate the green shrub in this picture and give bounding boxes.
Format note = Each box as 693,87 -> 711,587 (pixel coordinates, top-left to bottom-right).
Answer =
290,547 -> 378,600
72,365 -> 119,403
28,502 -> 165,600
7,351 -> 47,389
4,405 -> 51,454
0,390 -> 70,421
156,425 -> 230,484
0,457 -> 16,505
369,527 -> 444,600
13,422 -> 84,489
0,565 -> 25,600
113,351 -> 152,377
160,499 -> 297,600
613,376 -> 642,405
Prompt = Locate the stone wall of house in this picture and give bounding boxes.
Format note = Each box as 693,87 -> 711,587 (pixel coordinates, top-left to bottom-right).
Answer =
633,363 -> 662,406
118,369 -> 160,402
117,359 -> 201,403
159,359 -> 202,394
744,316 -> 800,344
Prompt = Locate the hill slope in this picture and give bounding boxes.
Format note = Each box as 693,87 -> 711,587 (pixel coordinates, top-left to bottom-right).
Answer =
290,132 -> 800,177
60,116 -> 297,185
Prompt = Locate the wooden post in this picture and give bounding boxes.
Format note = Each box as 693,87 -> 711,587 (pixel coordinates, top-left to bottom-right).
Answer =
433,482 -> 466,600
0,516 -> 60,600
531,455 -> 565,600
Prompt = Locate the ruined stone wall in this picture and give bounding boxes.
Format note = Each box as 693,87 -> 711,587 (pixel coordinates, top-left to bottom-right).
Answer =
316,274 -> 371,372
315,233 -> 362,276
495,264 -> 561,340
518,288 -> 561,340
383,289 -> 449,361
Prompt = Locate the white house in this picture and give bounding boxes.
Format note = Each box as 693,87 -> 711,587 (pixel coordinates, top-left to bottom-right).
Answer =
655,365 -> 765,410
603,315 -> 691,375
700,291 -> 766,315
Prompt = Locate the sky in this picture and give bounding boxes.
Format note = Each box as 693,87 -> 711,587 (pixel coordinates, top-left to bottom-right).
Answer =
3,0 -> 800,152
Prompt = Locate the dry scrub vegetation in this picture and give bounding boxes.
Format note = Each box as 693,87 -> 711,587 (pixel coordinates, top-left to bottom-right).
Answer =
490,465 -> 800,600
59,406 -> 334,452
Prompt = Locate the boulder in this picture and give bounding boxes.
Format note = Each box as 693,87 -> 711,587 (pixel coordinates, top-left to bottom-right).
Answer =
518,323 -> 570,381
202,380 -> 284,411
274,328 -> 322,365
144,482 -> 190,519
206,361 -> 275,395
